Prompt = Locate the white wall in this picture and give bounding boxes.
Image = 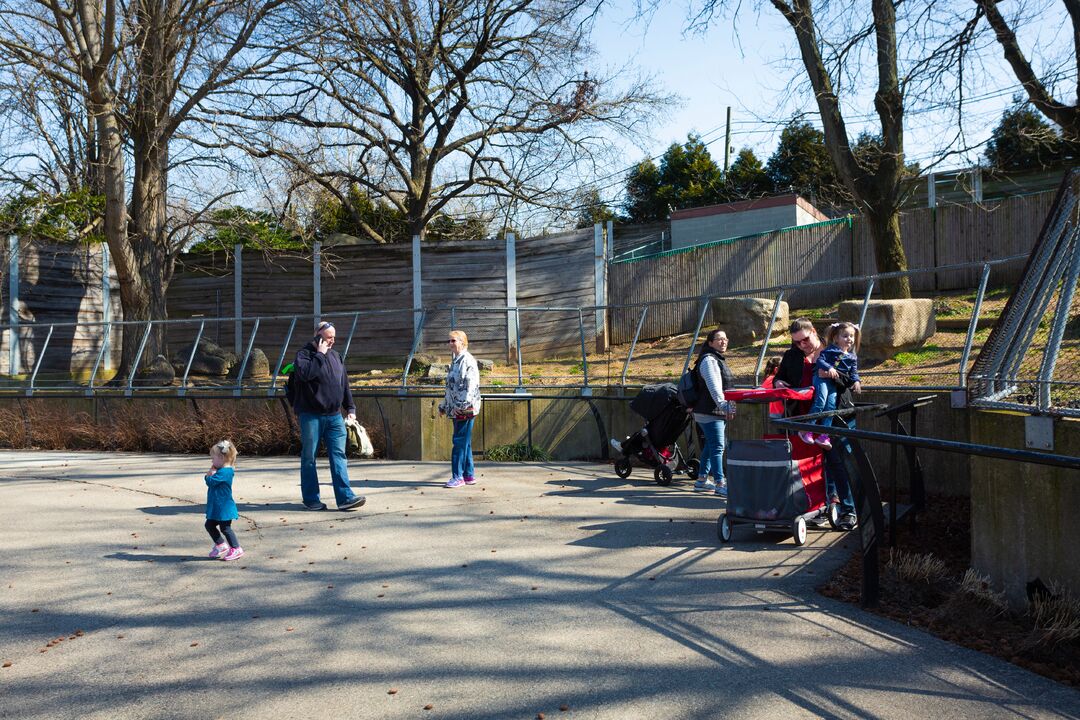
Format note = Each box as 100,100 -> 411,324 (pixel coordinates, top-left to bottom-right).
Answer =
671,205 -> 799,250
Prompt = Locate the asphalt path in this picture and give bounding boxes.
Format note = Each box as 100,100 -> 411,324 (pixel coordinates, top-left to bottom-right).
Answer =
1,451 -> 1077,719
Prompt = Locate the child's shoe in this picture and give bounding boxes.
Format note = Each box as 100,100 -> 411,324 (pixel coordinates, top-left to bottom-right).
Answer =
463,476 -> 477,485
814,435 -> 833,450
208,542 -> 228,559
222,547 -> 244,561
798,431 -> 816,445
444,477 -> 465,488
694,478 -> 716,492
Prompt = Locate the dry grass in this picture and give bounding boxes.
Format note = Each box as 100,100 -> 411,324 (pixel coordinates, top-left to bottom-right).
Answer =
1028,580 -> 1080,650
960,569 -> 1009,615
0,399 -> 301,455
888,548 -> 949,584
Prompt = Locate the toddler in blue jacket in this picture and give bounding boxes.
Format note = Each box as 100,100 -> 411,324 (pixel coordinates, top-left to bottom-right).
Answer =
204,440 -> 243,561
799,322 -> 861,450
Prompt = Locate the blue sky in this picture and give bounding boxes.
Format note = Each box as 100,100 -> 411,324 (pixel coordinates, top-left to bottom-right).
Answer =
588,0 -> 1074,197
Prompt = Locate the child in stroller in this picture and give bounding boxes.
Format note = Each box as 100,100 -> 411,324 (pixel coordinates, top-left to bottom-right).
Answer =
610,383 -> 697,485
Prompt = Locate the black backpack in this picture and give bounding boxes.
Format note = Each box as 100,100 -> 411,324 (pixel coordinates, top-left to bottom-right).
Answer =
676,365 -> 699,408
282,363 -> 297,406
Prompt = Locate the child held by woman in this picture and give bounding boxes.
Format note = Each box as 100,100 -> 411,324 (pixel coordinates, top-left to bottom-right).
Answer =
798,322 -> 861,450
205,439 -> 244,561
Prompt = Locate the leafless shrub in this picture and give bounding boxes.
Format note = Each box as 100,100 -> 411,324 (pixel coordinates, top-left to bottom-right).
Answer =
888,548 -> 949,583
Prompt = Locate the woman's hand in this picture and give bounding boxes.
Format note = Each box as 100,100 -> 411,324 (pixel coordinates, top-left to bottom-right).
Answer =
773,379 -> 790,389
852,381 -> 862,393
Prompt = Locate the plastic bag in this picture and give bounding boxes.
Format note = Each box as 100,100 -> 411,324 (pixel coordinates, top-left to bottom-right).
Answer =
344,417 -> 374,458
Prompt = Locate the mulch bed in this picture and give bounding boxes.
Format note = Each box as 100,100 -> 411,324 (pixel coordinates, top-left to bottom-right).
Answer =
818,495 -> 1080,688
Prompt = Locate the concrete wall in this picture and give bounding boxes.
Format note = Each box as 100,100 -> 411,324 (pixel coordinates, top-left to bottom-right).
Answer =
671,205 -> 798,250
968,411 -> 1080,608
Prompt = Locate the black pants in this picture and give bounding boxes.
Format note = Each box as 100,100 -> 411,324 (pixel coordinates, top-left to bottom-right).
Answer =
205,519 -> 239,548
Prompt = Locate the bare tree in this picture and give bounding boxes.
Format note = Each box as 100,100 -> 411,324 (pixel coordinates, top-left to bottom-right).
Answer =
226,0 -> 668,243
0,0 -> 287,372
975,0 -> 1080,141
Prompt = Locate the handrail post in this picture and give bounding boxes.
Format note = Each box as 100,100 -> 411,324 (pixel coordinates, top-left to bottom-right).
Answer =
269,317 -> 297,396
683,297 -> 711,376
858,278 -> 875,330
232,318 -> 260,397
620,304 -> 648,388
515,307 -> 524,391
754,290 -> 785,385
87,322 -> 111,395
578,309 -> 590,393
179,320 -> 206,397
26,324 -> 54,395
1036,233 -> 1080,410
401,308 -> 427,391
959,264 -> 991,388
341,312 -> 359,363
125,321 -> 154,396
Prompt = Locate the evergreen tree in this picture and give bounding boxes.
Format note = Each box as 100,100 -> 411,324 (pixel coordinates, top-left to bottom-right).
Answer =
574,188 -> 617,228
985,101 -> 1065,172
624,158 -> 665,223
724,148 -> 770,200
623,134 -> 723,221
765,121 -> 844,206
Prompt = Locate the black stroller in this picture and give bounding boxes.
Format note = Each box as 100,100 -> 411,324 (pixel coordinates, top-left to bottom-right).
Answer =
611,383 -> 698,485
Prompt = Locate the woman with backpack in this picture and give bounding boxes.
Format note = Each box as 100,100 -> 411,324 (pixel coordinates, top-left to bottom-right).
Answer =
691,328 -> 735,497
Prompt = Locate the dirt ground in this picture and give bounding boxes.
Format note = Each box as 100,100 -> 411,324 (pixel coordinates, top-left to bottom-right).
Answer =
819,495 -> 1080,689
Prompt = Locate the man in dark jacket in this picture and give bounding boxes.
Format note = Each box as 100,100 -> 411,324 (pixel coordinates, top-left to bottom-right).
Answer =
291,321 -> 366,511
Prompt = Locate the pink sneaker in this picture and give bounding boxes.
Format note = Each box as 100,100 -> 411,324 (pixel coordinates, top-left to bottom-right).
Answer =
798,431 -> 816,446
814,435 -> 833,450
221,547 -> 244,562
463,476 -> 477,485
444,477 -> 465,488
208,543 -> 228,559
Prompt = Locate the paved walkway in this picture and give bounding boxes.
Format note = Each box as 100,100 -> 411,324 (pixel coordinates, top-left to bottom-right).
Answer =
1,451 -> 1077,719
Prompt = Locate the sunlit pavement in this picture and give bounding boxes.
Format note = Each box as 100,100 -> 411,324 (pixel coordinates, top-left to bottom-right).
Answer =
1,451 -> 1077,719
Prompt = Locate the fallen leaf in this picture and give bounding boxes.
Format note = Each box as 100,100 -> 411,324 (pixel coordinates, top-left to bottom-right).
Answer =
560,705 -> 569,712
424,704 -> 433,710
286,627 -> 294,632
388,688 -> 398,695
2,661 -> 11,668
190,642 -> 199,647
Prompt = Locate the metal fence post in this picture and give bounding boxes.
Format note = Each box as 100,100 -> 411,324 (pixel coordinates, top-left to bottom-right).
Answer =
684,297 -> 711,375
233,318 -> 261,397
754,290 -> 785,385
858,278 -> 875,330
958,264 -> 991,388
594,224 -> 608,353
620,304 -> 649,387
505,232 -> 517,363
578,309 -> 590,393
27,324 -> 53,395
7,234 -> 19,376
101,242 -> 111,372
927,173 -> 936,209
234,243 -> 243,353
179,320 -> 206,397
412,234 -> 422,340
1036,231 -> 1080,410
313,240 -> 322,322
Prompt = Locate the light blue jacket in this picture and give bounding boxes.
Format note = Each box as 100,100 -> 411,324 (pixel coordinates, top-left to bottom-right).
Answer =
205,467 -> 239,521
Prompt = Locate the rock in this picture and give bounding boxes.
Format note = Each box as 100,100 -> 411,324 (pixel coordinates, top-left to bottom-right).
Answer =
838,298 -> 936,360
227,348 -> 270,379
426,363 -> 449,381
409,352 -> 441,374
369,369 -> 383,376
171,338 -> 237,376
476,358 -> 494,372
134,355 -> 175,386
709,297 -> 789,345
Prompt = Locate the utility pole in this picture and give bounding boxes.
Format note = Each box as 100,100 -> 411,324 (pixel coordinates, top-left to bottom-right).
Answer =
723,106 -> 732,173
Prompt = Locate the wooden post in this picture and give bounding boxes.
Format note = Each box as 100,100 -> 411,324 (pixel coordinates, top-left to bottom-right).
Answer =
234,243 -> 243,353
313,240 -> 322,323
593,223 -> 607,353
505,232 -> 517,363
412,234 -> 422,339
7,235 -> 18,376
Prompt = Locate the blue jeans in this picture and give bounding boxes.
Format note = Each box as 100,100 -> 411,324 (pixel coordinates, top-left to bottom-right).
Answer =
823,419 -> 857,515
451,417 -> 475,480
696,418 -> 726,484
299,412 -> 357,507
810,374 -> 839,429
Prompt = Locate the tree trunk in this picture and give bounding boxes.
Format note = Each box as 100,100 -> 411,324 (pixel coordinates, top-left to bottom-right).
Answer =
866,208 -> 911,299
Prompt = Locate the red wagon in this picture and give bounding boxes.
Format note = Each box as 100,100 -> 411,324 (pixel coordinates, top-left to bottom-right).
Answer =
717,386 -> 838,545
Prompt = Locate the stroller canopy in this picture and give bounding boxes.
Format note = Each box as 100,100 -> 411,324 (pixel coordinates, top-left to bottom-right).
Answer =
630,383 -> 679,419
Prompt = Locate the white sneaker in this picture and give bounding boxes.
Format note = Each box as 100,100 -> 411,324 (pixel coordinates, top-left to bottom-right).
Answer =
693,478 -> 716,491
609,438 -> 624,453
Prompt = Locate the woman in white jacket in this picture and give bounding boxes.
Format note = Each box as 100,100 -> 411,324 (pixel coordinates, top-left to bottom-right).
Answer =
438,330 -> 482,488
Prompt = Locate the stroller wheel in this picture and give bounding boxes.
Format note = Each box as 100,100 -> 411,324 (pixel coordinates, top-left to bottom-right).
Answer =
718,512 -> 732,543
685,458 -> 700,480
654,465 -> 673,486
793,517 -> 808,546
614,457 -> 632,479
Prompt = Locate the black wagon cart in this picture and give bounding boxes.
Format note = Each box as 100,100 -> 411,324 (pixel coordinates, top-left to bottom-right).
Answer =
717,386 -> 835,545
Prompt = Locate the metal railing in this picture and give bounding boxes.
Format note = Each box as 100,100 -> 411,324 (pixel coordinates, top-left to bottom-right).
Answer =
0,255 -> 1039,401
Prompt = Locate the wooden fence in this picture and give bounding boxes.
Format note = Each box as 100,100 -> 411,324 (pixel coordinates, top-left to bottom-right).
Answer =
609,190 -> 1055,345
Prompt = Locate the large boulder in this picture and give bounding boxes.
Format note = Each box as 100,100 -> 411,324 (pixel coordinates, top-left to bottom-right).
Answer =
838,299 -> 936,360
408,352 -> 441,374
134,354 -> 175,387
426,363 -> 449,382
227,348 -> 271,379
171,338 -> 237,376
709,297 -> 789,345
476,358 -> 494,372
